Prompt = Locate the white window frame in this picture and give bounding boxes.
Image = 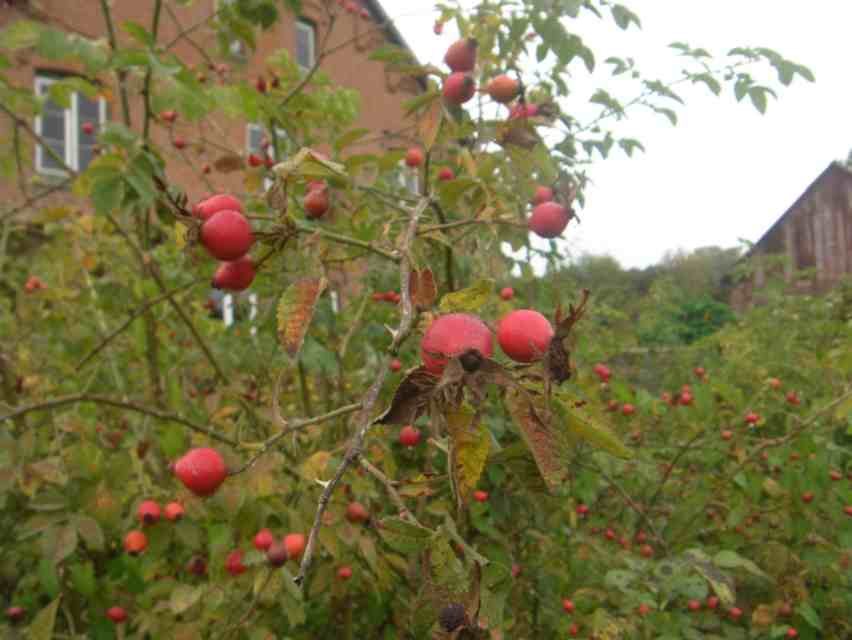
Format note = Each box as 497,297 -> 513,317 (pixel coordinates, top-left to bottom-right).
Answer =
246,123 -> 289,191
397,160 -> 419,195
295,18 -> 316,71
34,74 -> 106,176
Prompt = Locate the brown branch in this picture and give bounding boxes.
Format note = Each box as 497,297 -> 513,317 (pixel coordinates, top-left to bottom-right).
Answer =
77,277 -> 204,369
99,0 -> 132,126
295,195 -> 429,589
0,178 -> 74,223
360,458 -> 418,524
0,394 -> 237,446
294,222 -> 400,262
141,0 -> 163,144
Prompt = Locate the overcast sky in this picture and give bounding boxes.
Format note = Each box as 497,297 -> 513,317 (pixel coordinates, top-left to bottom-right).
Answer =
387,1 -> 852,268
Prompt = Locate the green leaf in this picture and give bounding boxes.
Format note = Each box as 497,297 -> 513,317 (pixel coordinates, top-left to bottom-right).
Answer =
378,516 -> 433,554
53,523 -> 78,564
552,393 -> 633,459
611,5 -> 641,30
121,21 -> 155,47
74,515 -> 104,551
446,409 -> 491,504
277,277 -> 327,358
438,278 -> 494,313
479,562 -> 511,630
333,128 -> 370,153
713,550 -> 769,579
69,561 -> 97,597
28,597 -> 60,640
797,601 -> 822,631
0,20 -> 43,50
170,584 -> 205,614
692,73 -> 721,96
748,86 -> 768,114
90,174 -> 125,216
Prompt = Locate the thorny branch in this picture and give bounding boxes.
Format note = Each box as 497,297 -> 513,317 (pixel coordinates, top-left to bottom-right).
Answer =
294,195 -> 430,589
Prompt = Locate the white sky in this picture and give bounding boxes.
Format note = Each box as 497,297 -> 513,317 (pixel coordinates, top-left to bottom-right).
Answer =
387,1 -> 852,268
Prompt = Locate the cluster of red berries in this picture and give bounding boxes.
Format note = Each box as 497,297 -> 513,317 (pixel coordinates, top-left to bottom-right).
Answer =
253,528 -> 307,567
528,185 -> 572,239
192,194 -> 256,292
372,290 -> 401,304
122,499 -> 185,560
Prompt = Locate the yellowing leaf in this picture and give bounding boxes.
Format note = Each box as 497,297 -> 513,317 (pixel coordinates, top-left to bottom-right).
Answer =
28,597 -> 60,640
438,278 -> 494,313
175,222 -> 187,250
301,451 -> 331,481
409,268 -> 438,309
277,277 -> 327,358
446,409 -> 490,504
273,147 -> 347,183
170,585 -> 204,614
418,98 -> 443,151
552,394 -> 633,459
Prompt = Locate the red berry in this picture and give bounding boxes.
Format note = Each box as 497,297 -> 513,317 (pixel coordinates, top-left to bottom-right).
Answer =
576,504 -> 589,517
164,502 -> 184,521
568,622 -> 579,636
359,7 -> 369,19
473,490 -> 488,503
346,501 -> 370,524
528,201 -> 571,238
193,193 -> 244,221
266,541 -> 288,567
829,470 -> 842,481
433,21 -> 443,35
786,391 -> 800,405
421,313 -> 493,375
721,430 -> 733,441
248,153 -> 263,167
604,528 -> 616,540
508,102 -> 539,119
226,549 -> 247,576
202,163 -> 211,175
106,606 -> 127,623
687,599 -> 701,612
530,186 -> 553,206
444,38 -> 477,72
639,544 -> 653,558
254,528 -> 274,551
635,530 -> 647,543
679,391 -> 693,406
621,403 -> 635,416
511,563 -> 522,578
284,533 -> 306,560
212,256 -> 256,291
778,602 -> 792,617
6,606 -> 25,623
843,505 -> 852,517
173,136 -> 187,149
443,72 -> 476,105
160,110 -> 177,123
729,607 -> 743,621
24,275 -> 45,292
256,76 -> 267,93
186,556 -> 207,576
200,210 -> 254,261
124,530 -> 148,555
399,425 -> 421,447
82,121 -> 95,135
496,309 -> 553,363
786,629 -> 798,639
486,74 -> 520,104
802,492 -> 814,504
562,599 -> 575,613
405,147 -> 424,167
304,186 -> 330,219
744,412 -> 759,425
438,167 -> 455,181
389,358 -> 402,372
499,287 -> 514,301
769,377 -> 781,389
173,447 -> 228,497
706,596 -> 719,610
137,500 -> 161,525
638,603 -> 650,616
337,565 -> 353,580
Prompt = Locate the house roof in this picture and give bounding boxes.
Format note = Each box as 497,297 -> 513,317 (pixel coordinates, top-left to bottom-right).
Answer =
746,161 -> 852,257
363,0 -> 427,90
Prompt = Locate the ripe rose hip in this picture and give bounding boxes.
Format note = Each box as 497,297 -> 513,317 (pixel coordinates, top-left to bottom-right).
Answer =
433,20 -> 443,35
679,391 -> 693,405
82,121 -> 95,135
193,193 -> 244,221
421,313 -> 493,375
124,530 -> 148,555
137,500 -> 161,525
499,287 -> 514,301
568,623 -> 579,636
266,541 -> 288,567
389,358 -> 402,372
201,210 -> 254,261
509,102 -> 539,119
173,136 -> 187,149
638,603 -> 650,616
621,403 -> 635,416
248,153 -> 263,167
528,201 -> 571,238
346,501 -> 370,524
226,549 -> 247,576
304,185 -> 330,219
496,309 -> 553,363
744,412 -> 759,425
337,565 -> 353,580
106,606 -> 127,623
473,490 -> 488,503
405,147 -> 424,167
212,256 -> 256,291
721,430 -> 733,441
530,186 -> 553,206
801,492 -> 814,504
693,366 -> 705,377
160,110 -> 177,123
786,391 -> 800,405
173,447 -> 228,497
687,599 -> 701,612
186,556 -> 207,576
706,596 -> 719,610
562,599 -> 575,613
6,606 -> 25,623
284,533 -> 306,560
164,501 -> 184,521
254,528 -> 274,551
24,275 -> 45,292
486,74 -> 519,104
786,629 -> 798,639
443,38 -> 477,72
438,167 -> 455,181
576,504 -> 589,516
729,607 -> 743,621
639,544 -> 654,558
399,425 -> 421,447
443,72 -> 476,105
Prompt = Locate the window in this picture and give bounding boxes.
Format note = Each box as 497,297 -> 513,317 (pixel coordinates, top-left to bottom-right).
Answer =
34,74 -> 106,175
296,19 -> 316,70
397,161 -> 419,195
246,123 -> 289,191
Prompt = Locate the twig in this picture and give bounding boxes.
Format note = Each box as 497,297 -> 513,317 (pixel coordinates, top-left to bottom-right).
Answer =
360,458 -> 417,523
141,0 -> 163,144
77,278 -> 204,369
294,195 -> 429,589
294,222 -> 400,262
0,394 -> 237,446
646,430 -> 704,510
99,0 -> 132,126
0,178 -> 73,223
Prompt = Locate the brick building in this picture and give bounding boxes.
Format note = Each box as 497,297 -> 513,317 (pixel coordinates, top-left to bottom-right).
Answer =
730,161 -> 852,309
0,0 -> 423,211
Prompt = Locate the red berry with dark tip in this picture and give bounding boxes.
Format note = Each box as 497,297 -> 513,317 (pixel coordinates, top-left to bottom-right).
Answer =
707,596 -> 719,610
106,606 -> 127,623
304,186 -> 330,219
82,121 -> 95,135
346,501 -> 370,524
444,38 -> 477,72
201,210 -> 254,261
160,110 -> 177,124
337,565 -> 353,580
405,147 -> 424,167
473,490 -> 488,503
124,530 -> 148,555
562,599 -> 575,613
421,313 -> 493,375
186,556 -> 207,576
399,425 -> 421,447
164,502 -> 184,521
173,447 -> 228,497
443,72 -> 476,105
173,136 -> 187,150
496,309 -> 553,363
389,358 -> 402,372
500,287 -> 514,300
213,256 -> 256,291
528,201 -> 571,238
226,549 -> 247,576
622,403 -> 635,416
6,606 -> 25,623
248,153 -> 263,167
137,500 -> 161,525
254,528 -> 274,551
687,599 -> 701,612
438,167 -> 455,181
